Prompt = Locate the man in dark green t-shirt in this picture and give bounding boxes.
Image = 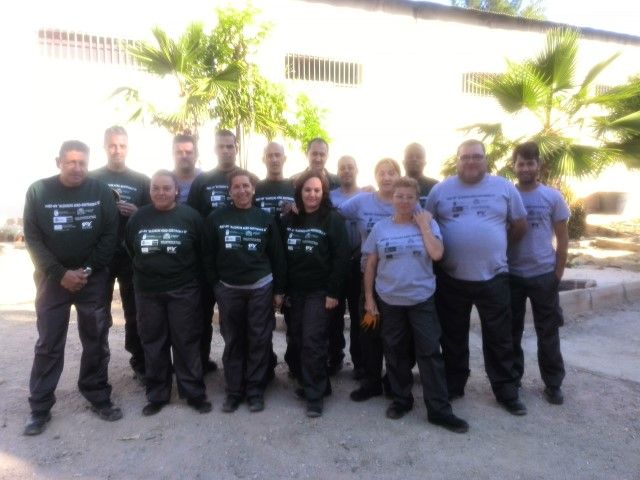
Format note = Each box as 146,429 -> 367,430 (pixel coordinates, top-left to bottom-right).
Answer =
23,140 -> 122,436
90,126 -> 150,380
187,129 -> 240,373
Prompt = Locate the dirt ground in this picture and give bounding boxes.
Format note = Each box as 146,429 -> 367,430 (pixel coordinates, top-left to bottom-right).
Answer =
1,245 -> 639,479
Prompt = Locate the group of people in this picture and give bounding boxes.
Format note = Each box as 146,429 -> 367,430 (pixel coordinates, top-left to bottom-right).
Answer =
21,126 -> 568,438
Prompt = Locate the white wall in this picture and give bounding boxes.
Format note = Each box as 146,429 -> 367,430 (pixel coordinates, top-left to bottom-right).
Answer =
2,0 -> 640,219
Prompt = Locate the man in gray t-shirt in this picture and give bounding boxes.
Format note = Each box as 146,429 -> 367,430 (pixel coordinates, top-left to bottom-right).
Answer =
426,139 -> 528,415
507,141 -> 569,406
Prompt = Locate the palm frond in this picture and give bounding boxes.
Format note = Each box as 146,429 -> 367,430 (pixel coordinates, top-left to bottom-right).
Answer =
533,28 -> 578,91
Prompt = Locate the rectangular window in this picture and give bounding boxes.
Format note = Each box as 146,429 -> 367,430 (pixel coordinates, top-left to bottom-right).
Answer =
595,84 -> 612,96
462,72 -> 500,96
38,29 -> 137,66
285,54 -> 362,87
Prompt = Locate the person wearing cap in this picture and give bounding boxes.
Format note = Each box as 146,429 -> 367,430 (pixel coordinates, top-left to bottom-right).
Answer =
23,140 -> 121,435
426,139 -> 529,416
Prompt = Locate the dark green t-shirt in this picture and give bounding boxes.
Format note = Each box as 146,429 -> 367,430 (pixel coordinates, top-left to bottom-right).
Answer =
281,209 -> 349,297
254,179 -> 295,217
23,175 -> 119,283
204,206 -> 286,293
187,167 -> 237,217
125,204 -> 203,293
90,166 -> 151,246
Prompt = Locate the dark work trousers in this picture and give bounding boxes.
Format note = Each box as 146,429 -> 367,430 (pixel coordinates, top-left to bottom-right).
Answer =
358,286 -> 384,391
200,279 -> 216,366
379,296 -> 452,416
215,282 -> 275,399
29,269 -> 113,413
135,281 -> 205,403
329,257 -> 362,369
288,292 -> 331,401
509,272 -> 565,388
106,250 -> 144,370
435,270 -> 519,402
282,302 -> 299,377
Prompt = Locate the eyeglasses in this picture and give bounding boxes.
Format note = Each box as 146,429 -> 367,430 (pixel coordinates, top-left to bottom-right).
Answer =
393,194 -> 417,201
458,154 -> 485,162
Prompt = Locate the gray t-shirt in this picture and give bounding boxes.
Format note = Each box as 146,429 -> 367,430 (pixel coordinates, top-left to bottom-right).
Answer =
508,184 -> 570,278
426,174 -> 527,281
363,217 -> 441,306
330,188 -> 362,254
338,192 -> 395,271
176,168 -> 202,205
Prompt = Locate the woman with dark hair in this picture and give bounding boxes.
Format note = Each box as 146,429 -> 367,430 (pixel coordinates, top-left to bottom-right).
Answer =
281,171 -> 349,417
204,169 -> 286,413
125,170 -> 210,416
362,177 -> 468,433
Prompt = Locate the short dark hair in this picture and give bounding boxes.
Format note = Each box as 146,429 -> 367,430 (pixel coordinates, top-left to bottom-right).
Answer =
59,140 -> 90,158
305,137 -> 329,153
457,139 -> 486,156
512,141 -> 540,164
173,134 -> 198,155
228,169 -> 259,189
215,129 -> 237,143
104,125 -> 127,144
151,169 -> 179,189
292,170 -> 333,223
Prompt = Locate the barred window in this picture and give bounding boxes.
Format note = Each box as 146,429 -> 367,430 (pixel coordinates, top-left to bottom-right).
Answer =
38,29 -> 137,66
285,54 -> 362,86
595,84 -> 612,96
462,72 -> 500,96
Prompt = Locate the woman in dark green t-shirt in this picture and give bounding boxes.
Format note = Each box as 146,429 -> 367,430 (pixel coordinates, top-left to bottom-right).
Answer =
281,171 -> 349,418
125,170 -> 210,416
203,170 -> 286,414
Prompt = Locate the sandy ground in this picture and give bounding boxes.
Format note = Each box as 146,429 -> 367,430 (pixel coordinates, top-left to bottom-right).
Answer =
1,245 -> 639,479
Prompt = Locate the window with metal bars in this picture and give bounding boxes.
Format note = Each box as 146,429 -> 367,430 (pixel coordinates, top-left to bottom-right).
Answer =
462,72 -> 501,96
38,29 -> 137,66
285,54 -> 362,86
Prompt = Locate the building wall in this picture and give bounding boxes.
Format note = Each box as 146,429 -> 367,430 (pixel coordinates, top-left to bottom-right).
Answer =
2,0 -> 639,219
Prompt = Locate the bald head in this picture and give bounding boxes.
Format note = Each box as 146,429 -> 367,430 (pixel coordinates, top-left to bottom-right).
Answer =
263,142 -> 286,180
337,155 -> 358,188
403,142 -> 426,179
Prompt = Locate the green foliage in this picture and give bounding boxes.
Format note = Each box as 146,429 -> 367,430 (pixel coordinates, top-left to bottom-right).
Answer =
451,0 -> 545,19
286,94 -> 331,153
112,3 -> 328,156
567,201 -> 587,239
450,28 -> 627,189
592,75 -> 640,169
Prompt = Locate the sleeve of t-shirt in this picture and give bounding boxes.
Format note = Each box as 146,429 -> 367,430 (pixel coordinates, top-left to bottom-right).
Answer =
337,193 -> 361,220
140,175 -> 151,206
23,184 -> 66,282
552,190 -> 571,222
424,184 -> 440,216
186,175 -> 203,215
430,219 -> 442,240
361,222 -> 378,255
506,182 -> 527,221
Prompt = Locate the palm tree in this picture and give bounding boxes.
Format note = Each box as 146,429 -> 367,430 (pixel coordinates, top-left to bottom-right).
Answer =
451,0 -> 545,20
592,76 -> 640,169
112,23 -> 240,137
444,28 -> 624,188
